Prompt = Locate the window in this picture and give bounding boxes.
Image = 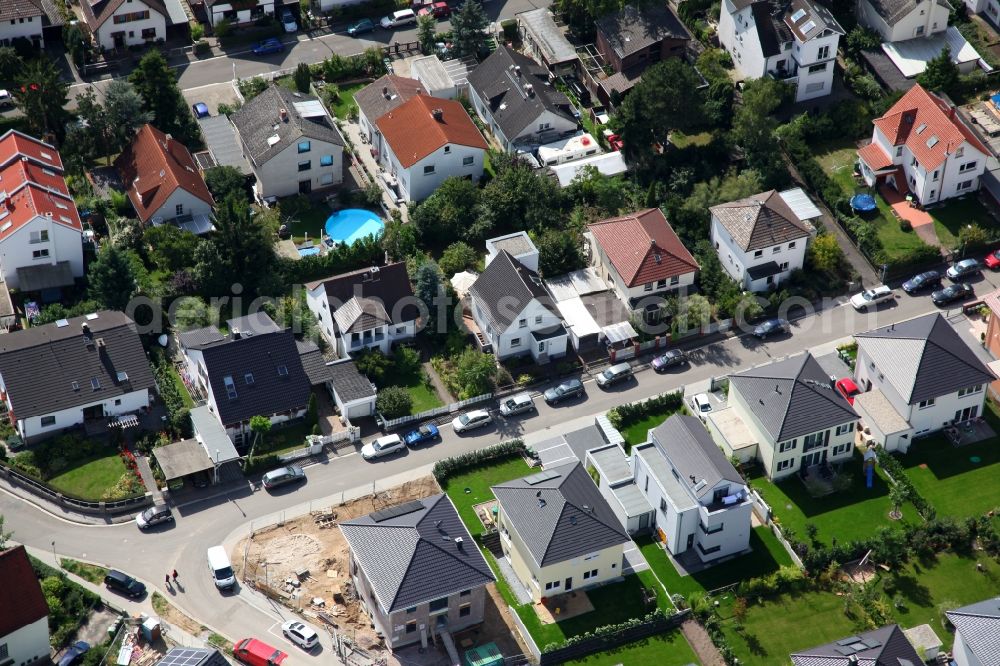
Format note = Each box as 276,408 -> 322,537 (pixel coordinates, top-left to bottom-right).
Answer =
779,439 -> 797,453
779,261 -> 789,271
535,315 -> 543,324
29,230 -> 48,243
929,190 -> 936,199
835,423 -> 853,436
224,375 -> 238,400
582,569 -> 598,579
32,248 -> 49,259
915,25 -> 925,35
320,173 -> 335,185
298,141 -> 311,153
777,459 -> 793,471
519,318 -> 527,328
545,581 -> 560,590
644,283 -> 653,292
406,606 -> 417,613
538,341 -> 545,352
832,443 -> 851,456
463,156 -> 474,166
918,397 -> 936,409
510,337 -> 521,348
277,365 -> 288,377
958,385 -> 983,397
958,180 -> 974,191
320,155 -> 333,166
90,377 -> 101,390
459,603 -> 471,617
817,45 -> 830,59
443,145 -> 451,154
424,165 -> 435,175
0,644 -> 7,660
960,161 -> 979,173
956,147 -> 964,157
803,431 -> 826,451
175,204 -> 184,217
396,325 -> 406,334
773,246 -> 781,254
405,621 -> 417,634
539,122 -> 550,131
429,598 -> 448,612
41,416 -> 55,426
808,63 -> 828,73
297,160 -> 311,172
112,9 -> 149,23
753,249 -> 763,258
788,241 -> 796,249
670,275 -> 679,285
656,279 -> 667,289
896,146 -> 903,157
659,498 -> 667,513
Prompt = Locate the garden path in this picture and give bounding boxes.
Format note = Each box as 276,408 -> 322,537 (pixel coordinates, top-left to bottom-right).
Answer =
680,618 -> 726,666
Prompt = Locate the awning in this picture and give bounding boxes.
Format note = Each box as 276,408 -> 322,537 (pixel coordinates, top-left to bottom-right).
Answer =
17,261 -> 75,292
602,320 -> 638,345
747,261 -> 782,281
153,438 -> 214,481
176,213 -> 216,235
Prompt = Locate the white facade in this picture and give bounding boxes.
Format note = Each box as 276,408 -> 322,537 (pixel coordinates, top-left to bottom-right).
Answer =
304,284 -> 416,358
857,0 -> 950,42
951,630 -> 987,666
467,85 -> 577,153
963,0 -> 1000,21
2,383 -> 150,443
380,141 -> 484,203
470,296 -> 567,361
0,616 -> 49,666
0,216 -> 84,290
248,138 -> 343,200
592,242 -> 697,306
207,0 -> 276,26
710,216 -> 808,291
148,188 -> 213,224
0,13 -> 44,48
94,0 -> 166,51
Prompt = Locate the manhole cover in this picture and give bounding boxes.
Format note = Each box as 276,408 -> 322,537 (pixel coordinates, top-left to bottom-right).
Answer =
970,456 -> 982,464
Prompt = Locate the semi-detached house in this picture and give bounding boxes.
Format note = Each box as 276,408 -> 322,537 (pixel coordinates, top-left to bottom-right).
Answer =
0,0 -> 62,48
81,0 -> 168,50
945,597 -> 1000,666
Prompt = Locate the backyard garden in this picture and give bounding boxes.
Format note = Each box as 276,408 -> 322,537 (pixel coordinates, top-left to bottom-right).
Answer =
608,390 -> 686,452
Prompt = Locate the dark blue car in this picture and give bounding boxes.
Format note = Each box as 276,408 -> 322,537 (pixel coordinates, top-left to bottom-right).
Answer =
404,423 -> 439,447
251,38 -> 285,55
59,641 -> 90,666
191,102 -> 210,118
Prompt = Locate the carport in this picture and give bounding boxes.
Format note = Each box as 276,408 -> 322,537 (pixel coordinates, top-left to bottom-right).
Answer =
153,438 -> 214,483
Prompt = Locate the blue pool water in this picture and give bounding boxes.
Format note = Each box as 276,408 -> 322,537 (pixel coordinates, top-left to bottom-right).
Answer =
298,246 -> 321,258
325,209 -> 384,245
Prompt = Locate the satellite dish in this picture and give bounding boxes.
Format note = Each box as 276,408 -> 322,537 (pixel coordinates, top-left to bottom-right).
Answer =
157,334 -> 168,347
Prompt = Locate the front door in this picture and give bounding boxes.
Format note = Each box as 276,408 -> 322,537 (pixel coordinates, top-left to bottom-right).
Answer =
112,31 -> 125,48
638,512 -> 650,530
82,404 -> 104,421
686,534 -> 694,550
564,577 -> 572,591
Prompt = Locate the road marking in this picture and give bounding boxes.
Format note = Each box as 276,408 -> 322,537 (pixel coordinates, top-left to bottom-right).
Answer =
0,484 -> 123,528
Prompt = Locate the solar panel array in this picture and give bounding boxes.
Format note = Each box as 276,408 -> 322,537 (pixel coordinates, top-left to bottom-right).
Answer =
371,499 -> 426,523
157,648 -> 213,666
831,636 -> 882,656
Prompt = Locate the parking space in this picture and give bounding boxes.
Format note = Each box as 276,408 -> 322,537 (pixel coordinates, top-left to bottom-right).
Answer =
182,82 -> 241,115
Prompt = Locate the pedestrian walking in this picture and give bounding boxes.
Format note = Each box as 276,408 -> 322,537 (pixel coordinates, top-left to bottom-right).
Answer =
165,574 -> 170,586
172,569 -> 178,582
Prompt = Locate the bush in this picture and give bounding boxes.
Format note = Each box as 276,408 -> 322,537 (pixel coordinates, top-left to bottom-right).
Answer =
432,439 -> 525,482
899,218 -> 912,232
243,453 -> 280,474
376,385 -> 413,418
193,40 -> 209,55
294,62 -> 312,93
607,391 -> 684,430
214,18 -> 232,38
190,22 -> 204,41
541,610 -> 670,653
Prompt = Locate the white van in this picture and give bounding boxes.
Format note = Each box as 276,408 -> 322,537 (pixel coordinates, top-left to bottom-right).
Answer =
380,8 -> 416,28
207,546 -> 236,590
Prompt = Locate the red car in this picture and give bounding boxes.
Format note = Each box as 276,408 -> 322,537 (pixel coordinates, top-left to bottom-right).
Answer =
985,249 -> 1000,270
417,1 -> 450,18
606,133 -> 623,151
233,639 -> 287,666
835,378 -> 861,405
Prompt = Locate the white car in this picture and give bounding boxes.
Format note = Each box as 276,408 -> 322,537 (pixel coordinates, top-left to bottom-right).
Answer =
692,393 -> 713,421
850,285 -> 894,311
361,434 -> 404,460
452,409 -> 492,433
499,393 -> 535,417
0,89 -> 12,108
281,621 -> 319,650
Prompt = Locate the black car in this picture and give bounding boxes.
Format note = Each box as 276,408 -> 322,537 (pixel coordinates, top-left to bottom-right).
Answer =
104,570 -> 146,598
752,318 -> 790,339
562,75 -> 591,106
544,378 -> 585,404
651,349 -> 687,371
931,283 -> 973,306
901,270 -> 941,294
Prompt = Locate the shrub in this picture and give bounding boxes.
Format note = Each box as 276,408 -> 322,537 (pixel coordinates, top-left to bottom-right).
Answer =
432,439 -> 525,482
376,385 -> 413,418
540,610 -> 670,653
607,391 -> 684,430
899,218 -> 912,232
190,22 -> 204,41
243,453 -> 280,474
214,18 -> 232,38
193,40 -> 209,55
293,62 -> 312,93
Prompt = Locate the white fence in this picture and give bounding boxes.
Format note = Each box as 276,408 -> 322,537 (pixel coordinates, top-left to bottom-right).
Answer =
378,393 -> 494,430
277,442 -> 324,463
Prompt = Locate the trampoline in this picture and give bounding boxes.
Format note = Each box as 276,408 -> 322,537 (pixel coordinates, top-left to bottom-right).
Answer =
850,193 -> 877,213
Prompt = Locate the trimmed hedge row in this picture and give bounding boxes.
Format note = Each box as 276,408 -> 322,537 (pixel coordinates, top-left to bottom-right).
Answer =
607,391 -> 684,431
876,447 -> 934,520
432,439 -> 525,482
540,610 -> 673,653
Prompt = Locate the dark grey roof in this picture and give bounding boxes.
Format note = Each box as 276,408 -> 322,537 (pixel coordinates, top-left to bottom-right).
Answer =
0,311 -> 156,420
855,313 -> 996,404
650,415 -> 744,499
784,0 -> 845,41
468,251 -> 555,332
157,648 -> 229,666
198,116 -> 252,175
467,46 -> 576,140
492,461 -> 629,567
945,597 -> 1000,663
16,261 -> 76,291
296,340 -> 331,386
340,494 -> 495,613
232,85 -> 344,167
354,75 -> 426,125
305,263 -> 418,331
751,1 -> 787,58
863,0 -> 951,26
178,326 -> 225,349
327,359 -> 375,403
790,624 -> 922,666
730,352 -> 858,442
595,4 -> 690,59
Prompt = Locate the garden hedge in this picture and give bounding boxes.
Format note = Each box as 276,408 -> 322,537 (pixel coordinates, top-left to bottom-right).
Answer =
432,439 -> 525,482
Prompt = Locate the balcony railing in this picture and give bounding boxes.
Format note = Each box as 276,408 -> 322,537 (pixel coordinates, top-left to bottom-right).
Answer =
767,67 -> 799,82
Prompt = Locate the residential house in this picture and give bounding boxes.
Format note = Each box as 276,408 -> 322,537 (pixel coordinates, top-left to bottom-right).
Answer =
588,208 -> 699,320
718,0 -> 844,102
0,545 -> 49,666
467,46 -> 578,153
492,461 -> 630,603
410,55 -> 467,100
963,0 -> 1000,24
980,289 -> 1000,401
517,8 -> 578,77
0,0 -> 61,48
857,84 -> 990,205
340,494 -> 496,650
81,0 -> 168,50
231,84 -> 345,200
0,130 -> 84,294
485,231 -> 539,272
115,124 -> 215,233
0,311 -> 156,443
177,311 -> 312,445
709,189 -> 816,291
723,352 -> 859,480
375,95 -> 488,202
355,75 -> 426,163
632,415 -> 752,562
857,0 -> 950,42
790,624 -> 923,665
589,4 -> 691,105
853,312 -> 995,449
304,263 -> 418,358
326,358 -> 376,420
468,248 -> 568,362
204,0 -> 286,26
946,597 -> 1000,666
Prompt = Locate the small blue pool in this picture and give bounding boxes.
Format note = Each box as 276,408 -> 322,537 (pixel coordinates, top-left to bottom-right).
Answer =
298,246 -> 321,258
325,209 -> 384,246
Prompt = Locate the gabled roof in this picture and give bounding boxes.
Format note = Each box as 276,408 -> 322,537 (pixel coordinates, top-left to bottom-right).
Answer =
80,0 -> 167,29
747,0 -> 792,57
588,208 -> 698,287
0,0 -> 44,24
333,296 -> 391,334
354,74 -> 426,125
327,358 -> 375,403
871,84 -> 989,171
305,263 -> 418,329
232,85 -> 344,167
492,461 -> 629,568
467,46 -> 576,140
0,311 -> 156,420
855,312 -> 996,404
468,251 -> 553,332
730,352 -> 858,442
0,130 -> 64,172
296,339 -> 331,387
0,130 -> 81,241
863,0 -> 951,26
376,95 -> 487,169
0,545 -> 48,637
595,4 -> 690,59
790,624 -> 922,666
710,189 -> 811,252
340,494 -> 495,613
649,415 -> 744,499
945,597 -> 1000,664
0,181 -> 82,241
115,124 -> 214,223
783,0 -> 845,42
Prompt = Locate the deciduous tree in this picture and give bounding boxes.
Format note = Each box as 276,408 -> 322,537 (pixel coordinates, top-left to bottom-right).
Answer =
15,58 -> 68,139
417,14 -> 437,55
129,50 -> 200,147
438,241 -> 478,276
88,245 -> 140,311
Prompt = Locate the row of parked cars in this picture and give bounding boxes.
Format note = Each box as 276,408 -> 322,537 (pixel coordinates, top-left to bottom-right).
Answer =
848,254 -> 994,313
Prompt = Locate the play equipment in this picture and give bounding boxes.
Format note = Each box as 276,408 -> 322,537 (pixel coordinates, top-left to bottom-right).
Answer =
863,446 -> 877,488
850,193 -> 877,213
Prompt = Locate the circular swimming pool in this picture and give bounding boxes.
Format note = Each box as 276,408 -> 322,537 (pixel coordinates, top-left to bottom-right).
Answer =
325,209 -> 384,246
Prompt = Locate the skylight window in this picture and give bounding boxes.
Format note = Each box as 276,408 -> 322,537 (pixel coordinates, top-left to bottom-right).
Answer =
927,136 -> 939,148
790,8 -> 806,21
245,373 -> 255,385
224,375 -> 238,400
801,19 -> 816,33
277,365 -> 289,377
90,377 -> 101,390
916,123 -> 928,134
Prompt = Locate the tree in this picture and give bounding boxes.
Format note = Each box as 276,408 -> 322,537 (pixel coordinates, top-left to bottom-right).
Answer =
353,349 -> 391,382
15,58 -> 68,139
475,154 -> 564,242
172,296 -> 212,330
675,294 -> 713,333
566,166 -> 639,217
381,215 -> 419,262
732,78 -> 792,188
0,513 -> 11,549
63,23 -> 88,69
144,225 -> 200,272
535,229 -> 584,277
204,166 -> 248,202
129,50 -> 200,147
293,62 -> 312,93
103,79 -> 153,150
0,47 -> 22,88
411,177 -> 481,242
453,348 -> 497,399
417,14 -> 437,55
450,0 -> 488,58
192,194 -> 277,298
376,385 -> 413,418
918,46 -> 959,97
438,241 -> 478,276
246,415 -> 272,462
808,234 -> 845,273
88,245 -> 140,311
889,483 -> 912,520
415,261 -> 442,322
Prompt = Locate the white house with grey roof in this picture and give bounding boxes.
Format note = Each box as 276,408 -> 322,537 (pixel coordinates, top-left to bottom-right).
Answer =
493,461 -> 630,603
632,415 -> 752,563
725,352 -> 859,480
790,624 -> 923,666
339,494 -> 495,650
231,84 -> 344,201
354,75 -> 426,167
946,596 -> 1000,666
853,313 -> 995,448
858,0 -> 951,42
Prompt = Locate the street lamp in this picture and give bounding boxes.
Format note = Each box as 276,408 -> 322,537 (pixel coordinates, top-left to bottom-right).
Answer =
51,541 -> 57,567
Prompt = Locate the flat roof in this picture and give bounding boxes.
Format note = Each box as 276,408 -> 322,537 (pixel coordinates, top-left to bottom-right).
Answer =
154,438 -> 213,480
707,407 -> 758,452
854,388 -> 912,435
611,482 -> 653,518
778,187 -> 822,221
518,8 -> 578,64
554,295 -> 602,338
587,443 -> 632,484
882,27 -> 985,78
190,405 -> 240,464
551,151 -> 628,186
411,55 -> 455,92
546,267 -> 607,302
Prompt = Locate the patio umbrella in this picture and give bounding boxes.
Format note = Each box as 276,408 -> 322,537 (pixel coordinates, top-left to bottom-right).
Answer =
450,271 -> 478,300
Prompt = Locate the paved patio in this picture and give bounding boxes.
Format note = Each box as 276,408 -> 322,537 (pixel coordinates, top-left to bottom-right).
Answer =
880,185 -> 945,251
944,418 -> 995,447
534,591 -> 594,624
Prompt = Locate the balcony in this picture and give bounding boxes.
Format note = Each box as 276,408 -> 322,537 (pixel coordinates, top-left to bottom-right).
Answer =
767,66 -> 799,83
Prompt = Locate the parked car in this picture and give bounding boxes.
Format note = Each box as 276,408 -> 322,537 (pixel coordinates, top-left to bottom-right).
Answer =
0,89 -> 12,108
901,270 -> 941,294
932,282 -> 973,306
752,318 -> 790,339
403,423 -> 440,447
280,9 -> 297,32
280,621 -> 319,650
135,504 -> 174,530
251,38 -> 285,55
835,377 -> 861,405
347,17 -> 375,35
380,8 -> 416,28
233,638 -> 288,666
207,546 -> 236,590
418,1 -> 451,17
104,570 -> 146,598
191,102 -> 210,119
499,392 -> 535,417
986,249 -> 1000,270
261,465 -> 305,490
452,409 -> 492,433
946,258 -> 981,280
361,434 -> 405,460
596,362 -> 633,388
850,285 -> 894,311
544,378 -> 584,404
58,641 -> 90,666
561,75 -> 590,106
692,393 -> 713,421
651,349 -> 687,371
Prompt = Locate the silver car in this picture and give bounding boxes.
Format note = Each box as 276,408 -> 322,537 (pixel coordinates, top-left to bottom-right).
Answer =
452,409 -> 492,433
499,393 -> 535,417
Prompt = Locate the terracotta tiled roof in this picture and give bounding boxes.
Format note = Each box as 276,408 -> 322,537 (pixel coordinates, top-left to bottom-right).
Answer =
0,130 -> 80,240
375,94 -> 487,169
0,129 -> 63,171
858,141 -> 893,170
115,124 -> 214,223
872,84 -> 989,171
0,158 -> 70,195
0,182 -> 82,240
0,545 -> 48,637
588,208 -> 699,287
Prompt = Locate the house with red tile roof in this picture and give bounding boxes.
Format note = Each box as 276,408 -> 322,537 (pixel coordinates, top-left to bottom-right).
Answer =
375,94 -> 488,202
0,130 -> 84,293
115,124 -> 215,232
0,545 -> 49,666
588,209 -> 699,310
857,84 -> 990,205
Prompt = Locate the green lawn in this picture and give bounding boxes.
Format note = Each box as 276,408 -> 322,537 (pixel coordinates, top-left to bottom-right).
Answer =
670,130 -> 713,148
638,527 -> 793,598
900,433 -> 1000,518
930,196 -> 996,250
440,457 -> 533,532
327,82 -> 366,121
167,364 -> 194,409
47,453 -> 128,499
259,421 -> 314,456
60,559 -> 108,584
277,198 -> 332,244
397,369 -> 444,414
562,630 -> 699,665
621,407 -> 684,452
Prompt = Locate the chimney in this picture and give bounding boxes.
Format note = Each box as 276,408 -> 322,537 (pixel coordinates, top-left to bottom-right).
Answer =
514,65 -> 521,76
81,322 -> 92,339
232,328 -> 242,340
279,108 -> 289,122
383,86 -> 390,99
431,108 -> 444,122
689,474 -> 697,483
454,536 -> 464,550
